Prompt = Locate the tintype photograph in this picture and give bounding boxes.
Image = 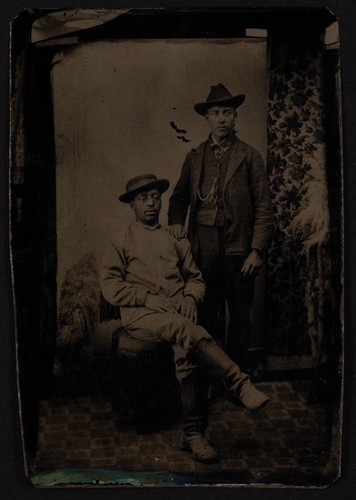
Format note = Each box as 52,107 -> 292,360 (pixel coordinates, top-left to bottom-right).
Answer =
9,7 -> 343,488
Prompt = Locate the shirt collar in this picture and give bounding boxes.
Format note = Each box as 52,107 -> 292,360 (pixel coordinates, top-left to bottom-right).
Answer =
135,221 -> 162,231
209,131 -> 236,149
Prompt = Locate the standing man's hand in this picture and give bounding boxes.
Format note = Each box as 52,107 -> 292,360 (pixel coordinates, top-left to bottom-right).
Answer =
241,249 -> 264,276
168,224 -> 187,240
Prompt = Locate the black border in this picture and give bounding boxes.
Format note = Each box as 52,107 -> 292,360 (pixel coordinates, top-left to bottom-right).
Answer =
1,1 -> 355,499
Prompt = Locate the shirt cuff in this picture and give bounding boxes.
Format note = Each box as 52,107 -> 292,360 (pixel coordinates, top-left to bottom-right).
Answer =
168,214 -> 186,226
136,288 -> 149,306
252,248 -> 264,257
184,290 -> 205,304
184,293 -> 197,303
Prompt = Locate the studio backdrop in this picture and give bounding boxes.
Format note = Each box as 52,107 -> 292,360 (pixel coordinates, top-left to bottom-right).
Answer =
51,38 -> 267,292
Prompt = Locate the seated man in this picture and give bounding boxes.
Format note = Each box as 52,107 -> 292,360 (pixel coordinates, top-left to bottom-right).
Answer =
101,173 -> 269,463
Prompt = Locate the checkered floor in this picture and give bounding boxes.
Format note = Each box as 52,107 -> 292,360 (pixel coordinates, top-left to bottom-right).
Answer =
34,379 -> 341,487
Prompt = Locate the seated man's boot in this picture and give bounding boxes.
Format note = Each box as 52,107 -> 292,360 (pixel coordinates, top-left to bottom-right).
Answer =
190,339 -> 269,413
236,380 -> 269,414
180,433 -> 219,463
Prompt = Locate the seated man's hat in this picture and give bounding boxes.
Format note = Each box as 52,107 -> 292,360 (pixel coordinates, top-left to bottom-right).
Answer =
194,83 -> 245,116
119,174 -> 170,203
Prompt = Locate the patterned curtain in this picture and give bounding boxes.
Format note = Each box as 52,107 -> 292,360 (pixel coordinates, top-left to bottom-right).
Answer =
266,35 -> 333,364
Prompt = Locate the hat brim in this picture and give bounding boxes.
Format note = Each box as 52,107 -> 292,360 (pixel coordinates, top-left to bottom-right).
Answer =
119,179 -> 170,203
194,94 -> 245,116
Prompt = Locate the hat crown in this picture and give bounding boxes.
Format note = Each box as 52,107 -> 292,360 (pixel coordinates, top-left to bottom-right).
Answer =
206,83 -> 233,103
126,174 -> 158,193
119,173 -> 170,203
193,83 -> 245,115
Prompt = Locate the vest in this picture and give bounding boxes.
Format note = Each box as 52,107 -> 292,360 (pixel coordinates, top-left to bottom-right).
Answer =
196,142 -> 233,226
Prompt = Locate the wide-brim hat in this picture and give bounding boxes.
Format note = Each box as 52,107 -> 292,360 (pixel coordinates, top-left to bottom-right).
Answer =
119,173 -> 170,203
194,83 -> 245,116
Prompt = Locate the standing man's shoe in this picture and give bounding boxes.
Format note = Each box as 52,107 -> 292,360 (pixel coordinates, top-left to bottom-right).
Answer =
180,433 -> 219,463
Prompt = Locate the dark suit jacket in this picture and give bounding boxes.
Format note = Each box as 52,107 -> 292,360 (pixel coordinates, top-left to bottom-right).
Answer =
168,137 -> 274,257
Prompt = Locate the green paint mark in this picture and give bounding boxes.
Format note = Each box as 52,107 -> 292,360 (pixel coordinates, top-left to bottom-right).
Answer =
31,468 -> 190,487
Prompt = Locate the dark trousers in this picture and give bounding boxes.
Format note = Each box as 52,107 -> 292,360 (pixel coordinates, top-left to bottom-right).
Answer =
178,225 -> 256,438
196,225 -> 255,370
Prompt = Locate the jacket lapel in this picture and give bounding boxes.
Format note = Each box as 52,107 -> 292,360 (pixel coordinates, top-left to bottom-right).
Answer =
223,139 -> 247,192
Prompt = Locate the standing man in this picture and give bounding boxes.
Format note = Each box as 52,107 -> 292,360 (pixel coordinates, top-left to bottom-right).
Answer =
168,83 -> 274,371
101,173 -> 269,464
167,84 -> 274,462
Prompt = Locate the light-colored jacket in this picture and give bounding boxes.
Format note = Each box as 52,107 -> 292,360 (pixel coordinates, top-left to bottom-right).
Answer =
101,222 -> 206,327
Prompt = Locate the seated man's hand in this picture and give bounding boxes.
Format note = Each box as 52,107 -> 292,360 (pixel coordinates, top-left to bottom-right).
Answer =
174,295 -> 197,323
145,293 -> 175,313
167,224 -> 187,240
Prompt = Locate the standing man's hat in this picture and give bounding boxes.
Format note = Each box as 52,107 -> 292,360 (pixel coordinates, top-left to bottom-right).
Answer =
194,83 -> 245,116
119,173 -> 170,203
